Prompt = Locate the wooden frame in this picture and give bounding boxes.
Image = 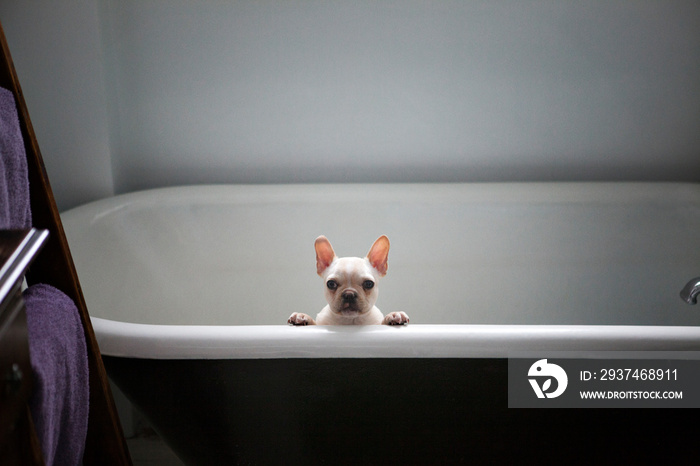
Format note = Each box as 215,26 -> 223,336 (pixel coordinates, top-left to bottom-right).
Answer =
0,20 -> 132,465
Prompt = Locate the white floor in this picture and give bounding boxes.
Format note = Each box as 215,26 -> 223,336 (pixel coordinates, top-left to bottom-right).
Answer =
127,434 -> 185,466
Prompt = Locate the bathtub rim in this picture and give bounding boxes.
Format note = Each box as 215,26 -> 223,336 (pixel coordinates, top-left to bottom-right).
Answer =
61,181 -> 700,216
90,317 -> 700,359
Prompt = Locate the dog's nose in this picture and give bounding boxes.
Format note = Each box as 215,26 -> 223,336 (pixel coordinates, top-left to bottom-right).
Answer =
342,290 -> 358,302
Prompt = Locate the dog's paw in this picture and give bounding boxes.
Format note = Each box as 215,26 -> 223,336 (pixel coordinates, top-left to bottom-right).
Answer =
383,311 -> 410,326
288,313 -> 316,326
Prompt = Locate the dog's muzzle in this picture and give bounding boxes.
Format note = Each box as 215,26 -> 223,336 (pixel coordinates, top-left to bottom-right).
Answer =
341,290 -> 358,303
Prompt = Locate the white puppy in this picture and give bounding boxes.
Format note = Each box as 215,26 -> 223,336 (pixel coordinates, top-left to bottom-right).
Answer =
288,235 -> 409,326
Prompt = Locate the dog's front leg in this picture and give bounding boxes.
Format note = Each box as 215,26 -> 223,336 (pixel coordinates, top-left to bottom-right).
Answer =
288,313 -> 317,326
382,311 -> 410,325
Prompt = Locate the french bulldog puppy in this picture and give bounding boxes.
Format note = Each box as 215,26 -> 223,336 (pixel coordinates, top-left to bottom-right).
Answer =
288,235 -> 409,326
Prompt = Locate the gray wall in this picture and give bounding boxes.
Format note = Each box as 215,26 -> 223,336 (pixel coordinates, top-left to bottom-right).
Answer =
0,0 -> 114,210
2,1 -> 699,210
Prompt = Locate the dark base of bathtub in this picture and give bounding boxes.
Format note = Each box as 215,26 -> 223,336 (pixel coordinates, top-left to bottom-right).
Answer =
104,357 -> 698,465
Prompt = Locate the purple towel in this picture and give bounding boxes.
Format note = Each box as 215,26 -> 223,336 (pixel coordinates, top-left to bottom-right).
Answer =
1,86 -> 89,464
24,284 -> 89,466
0,86 -> 31,229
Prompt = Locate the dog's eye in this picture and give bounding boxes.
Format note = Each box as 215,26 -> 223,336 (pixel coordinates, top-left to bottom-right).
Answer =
362,280 -> 374,290
326,280 -> 338,290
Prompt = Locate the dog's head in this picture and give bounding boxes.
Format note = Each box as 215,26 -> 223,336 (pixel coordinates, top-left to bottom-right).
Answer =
315,235 -> 389,317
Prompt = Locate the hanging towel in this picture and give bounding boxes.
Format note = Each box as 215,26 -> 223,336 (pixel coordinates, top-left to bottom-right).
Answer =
0,86 -> 31,229
0,86 -> 89,465
24,284 -> 89,466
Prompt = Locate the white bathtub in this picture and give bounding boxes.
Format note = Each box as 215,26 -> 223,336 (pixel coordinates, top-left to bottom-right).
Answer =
60,183 -> 700,465
62,182 -> 700,358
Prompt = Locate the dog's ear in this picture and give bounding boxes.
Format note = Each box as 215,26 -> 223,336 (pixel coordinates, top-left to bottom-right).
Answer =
315,236 -> 336,275
367,235 -> 390,277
